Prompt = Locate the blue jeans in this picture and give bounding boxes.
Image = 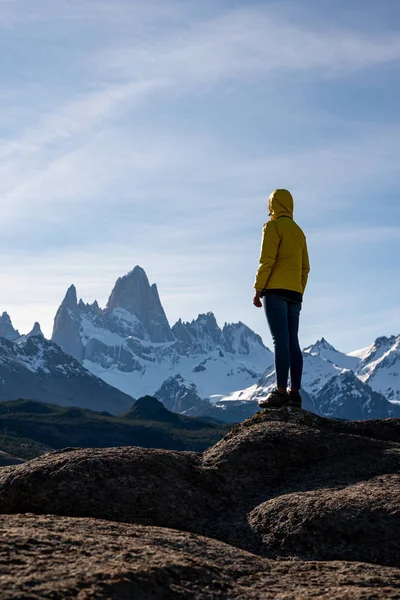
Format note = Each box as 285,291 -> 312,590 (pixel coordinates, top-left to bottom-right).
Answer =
263,294 -> 303,390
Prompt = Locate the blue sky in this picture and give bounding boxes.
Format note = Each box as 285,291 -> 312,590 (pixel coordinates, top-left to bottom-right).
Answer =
0,0 -> 399,352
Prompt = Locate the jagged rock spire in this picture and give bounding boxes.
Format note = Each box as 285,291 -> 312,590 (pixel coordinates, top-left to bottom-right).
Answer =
26,322 -> 44,339
61,285 -> 78,311
52,285 -> 83,360
0,312 -> 20,341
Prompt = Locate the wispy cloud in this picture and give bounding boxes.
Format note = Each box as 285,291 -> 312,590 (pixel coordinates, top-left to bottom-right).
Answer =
1,116 -> 400,231
95,5 -> 400,83
0,80 -> 165,160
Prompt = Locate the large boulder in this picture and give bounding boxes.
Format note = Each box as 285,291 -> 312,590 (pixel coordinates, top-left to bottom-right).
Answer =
249,474 -> 400,566
0,446 -> 204,532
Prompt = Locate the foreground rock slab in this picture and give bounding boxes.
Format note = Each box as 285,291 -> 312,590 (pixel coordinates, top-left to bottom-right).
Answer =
0,409 -> 399,567
1,514 -> 400,599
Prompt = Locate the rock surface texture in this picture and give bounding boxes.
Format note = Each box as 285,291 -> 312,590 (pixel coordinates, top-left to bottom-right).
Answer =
0,408 -> 399,598
2,514 -> 400,600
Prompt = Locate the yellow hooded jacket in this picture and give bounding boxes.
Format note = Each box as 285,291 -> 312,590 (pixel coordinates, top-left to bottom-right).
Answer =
254,189 -> 310,294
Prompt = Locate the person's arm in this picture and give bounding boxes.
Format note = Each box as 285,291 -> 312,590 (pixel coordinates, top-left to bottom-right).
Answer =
254,221 -> 280,297
301,240 -> 310,293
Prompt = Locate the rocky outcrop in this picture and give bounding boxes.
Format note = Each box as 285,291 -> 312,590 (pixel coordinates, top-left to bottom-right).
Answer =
1,408 -> 399,572
2,514 -> 400,600
0,311 -> 20,341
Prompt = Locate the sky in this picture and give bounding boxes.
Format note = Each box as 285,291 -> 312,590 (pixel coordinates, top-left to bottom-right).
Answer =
0,0 -> 399,353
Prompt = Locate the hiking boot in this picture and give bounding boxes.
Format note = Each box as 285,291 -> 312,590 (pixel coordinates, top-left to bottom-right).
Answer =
258,389 -> 289,409
287,390 -> 302,408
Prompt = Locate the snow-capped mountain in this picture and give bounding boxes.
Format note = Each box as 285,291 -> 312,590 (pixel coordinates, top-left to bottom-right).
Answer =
224,335 -> 400,420
154,374 -> 210,414
315,370 -> 396,420
304,338 -> 359,371
0,332 -> 134,414
1,266 -> 399,423
351,336 -> 400,402
51,266 -> 273,401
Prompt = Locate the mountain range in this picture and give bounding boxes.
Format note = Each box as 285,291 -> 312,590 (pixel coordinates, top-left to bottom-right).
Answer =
0,266 -> 399,422
0,315 -> 133,415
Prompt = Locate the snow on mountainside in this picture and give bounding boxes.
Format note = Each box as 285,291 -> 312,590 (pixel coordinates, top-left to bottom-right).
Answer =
225,334 -> 400,420
0,330 -> 134,414
353,336 -> 400,402
51,266 -> 273,403
226,346 -> 344,403
50,267 -> 399,420
315,370 -> 397,420
154,375 -> 210,415
304,338 -> 359,371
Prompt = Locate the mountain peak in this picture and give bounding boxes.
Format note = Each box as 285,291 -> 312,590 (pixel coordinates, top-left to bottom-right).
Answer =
195,312 -> 219,328
52,285 -> 84,360
0,312 -> 20,341
374,335 -> 397,348
61,285 -> 78,310
105,267 -> 173,343
154,376 -> 208,414
26,322 -> 44,339
124,266 -> 148,280
124,395 -> 180,423
106,267 -> 151,314
317,337 -> 336,349
171,312 -> 223,351
304,338 -> 337,354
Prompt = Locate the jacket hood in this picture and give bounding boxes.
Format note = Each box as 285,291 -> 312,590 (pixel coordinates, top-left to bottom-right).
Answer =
268,189 -> 294,220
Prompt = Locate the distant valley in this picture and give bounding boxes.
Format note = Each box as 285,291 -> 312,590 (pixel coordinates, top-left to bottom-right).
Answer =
0,397 -> 228,465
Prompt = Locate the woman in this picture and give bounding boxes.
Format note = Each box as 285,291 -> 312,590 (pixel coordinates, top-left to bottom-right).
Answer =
253,189 -> 310,408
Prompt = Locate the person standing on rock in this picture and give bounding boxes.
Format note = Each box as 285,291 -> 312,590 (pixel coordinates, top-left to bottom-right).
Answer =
253,189 -> 310,409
